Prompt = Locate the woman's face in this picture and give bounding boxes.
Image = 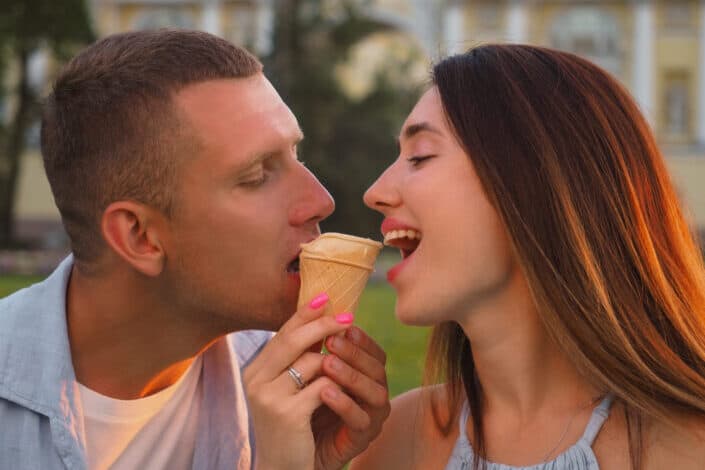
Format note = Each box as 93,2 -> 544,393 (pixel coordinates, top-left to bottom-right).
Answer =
364,87 -> 516,325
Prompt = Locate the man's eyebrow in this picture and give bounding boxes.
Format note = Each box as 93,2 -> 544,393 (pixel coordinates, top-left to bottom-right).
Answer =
234,131 -> 305,174
233,153 -> 271,175
397,122 -> 442,144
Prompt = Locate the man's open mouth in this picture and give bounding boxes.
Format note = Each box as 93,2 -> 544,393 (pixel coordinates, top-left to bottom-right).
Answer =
287,255 -> 300,273
383,229 -> 422,259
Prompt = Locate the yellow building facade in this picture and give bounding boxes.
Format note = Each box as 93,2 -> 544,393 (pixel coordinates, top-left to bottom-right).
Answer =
12,0 -> 705,244
440,1 -> 704,150
370,0 -> 705,231
90,0 -> 272,56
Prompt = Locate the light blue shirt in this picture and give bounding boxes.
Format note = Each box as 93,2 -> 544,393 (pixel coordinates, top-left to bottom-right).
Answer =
0,256 -> 272,469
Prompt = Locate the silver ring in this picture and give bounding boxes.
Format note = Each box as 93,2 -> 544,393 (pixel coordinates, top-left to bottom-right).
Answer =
287,366 -> 306,390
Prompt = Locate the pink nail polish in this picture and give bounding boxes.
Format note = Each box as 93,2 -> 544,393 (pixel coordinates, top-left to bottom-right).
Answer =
309,293 -> 329,309
335,312 -> 354,324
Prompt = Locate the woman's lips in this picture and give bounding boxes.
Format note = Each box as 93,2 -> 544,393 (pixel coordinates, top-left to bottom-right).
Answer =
387,250 -> 415,283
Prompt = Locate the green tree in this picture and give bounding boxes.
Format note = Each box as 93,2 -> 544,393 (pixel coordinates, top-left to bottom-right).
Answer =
265,0 -> 422,238
0,0 -> 94,247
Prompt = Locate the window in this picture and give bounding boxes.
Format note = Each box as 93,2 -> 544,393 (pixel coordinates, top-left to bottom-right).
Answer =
227,7 -> 256,47
550,7 -> 622,76
662,71 -> 691,139
477,3 -> 502,31
663,3 -> 693,30
133,8 -> 196,30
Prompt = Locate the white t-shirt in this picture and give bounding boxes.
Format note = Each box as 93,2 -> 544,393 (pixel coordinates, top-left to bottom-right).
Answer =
78,355 -> 203,470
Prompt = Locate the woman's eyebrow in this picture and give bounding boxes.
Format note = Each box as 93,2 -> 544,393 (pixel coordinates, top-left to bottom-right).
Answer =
397,122 -> 443,146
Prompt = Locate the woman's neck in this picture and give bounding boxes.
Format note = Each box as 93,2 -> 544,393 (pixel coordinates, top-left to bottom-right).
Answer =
457,266 -> 599,422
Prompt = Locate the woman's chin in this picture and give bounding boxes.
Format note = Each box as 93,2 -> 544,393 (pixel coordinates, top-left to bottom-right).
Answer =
394,302 -> 440,327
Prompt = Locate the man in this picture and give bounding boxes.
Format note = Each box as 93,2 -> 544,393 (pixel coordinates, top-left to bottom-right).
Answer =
0,30 -> 389,469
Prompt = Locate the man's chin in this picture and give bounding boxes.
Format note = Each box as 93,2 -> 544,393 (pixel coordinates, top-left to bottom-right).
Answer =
266,299 -> 298,331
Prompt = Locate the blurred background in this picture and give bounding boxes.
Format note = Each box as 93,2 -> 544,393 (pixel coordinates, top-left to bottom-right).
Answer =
2,0 -> 705,395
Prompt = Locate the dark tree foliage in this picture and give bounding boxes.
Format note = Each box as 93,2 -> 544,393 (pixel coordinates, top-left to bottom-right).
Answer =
265,0 -> 423,238
0,0 -> 94,247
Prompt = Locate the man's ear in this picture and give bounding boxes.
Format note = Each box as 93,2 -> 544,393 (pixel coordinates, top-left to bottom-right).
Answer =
101,201 -> 168,277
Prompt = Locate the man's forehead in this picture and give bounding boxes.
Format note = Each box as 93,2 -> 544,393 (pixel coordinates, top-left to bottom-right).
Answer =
174,75 -> 299,138
175,75 -> 275,115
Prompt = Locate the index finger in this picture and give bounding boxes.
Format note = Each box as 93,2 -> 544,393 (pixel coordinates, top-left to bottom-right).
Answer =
247,310 -> 354,384
344,326 -> 386,366
277,292 -> 330,338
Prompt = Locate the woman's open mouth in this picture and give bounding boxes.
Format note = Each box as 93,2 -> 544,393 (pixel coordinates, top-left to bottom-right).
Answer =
383,229 -> 422,258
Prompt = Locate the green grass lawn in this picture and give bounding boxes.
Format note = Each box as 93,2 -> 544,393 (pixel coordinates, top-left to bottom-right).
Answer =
0,277 -> 428,398
355,283 -> 429,397
0,275 -> 44,298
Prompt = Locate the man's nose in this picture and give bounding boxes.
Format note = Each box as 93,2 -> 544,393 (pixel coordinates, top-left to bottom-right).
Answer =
289,165 -> 335,226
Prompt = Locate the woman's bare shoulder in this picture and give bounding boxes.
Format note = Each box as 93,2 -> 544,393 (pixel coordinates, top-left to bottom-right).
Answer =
646,412 -> 705,469
596,402 -> 705,470
350,385 -> 459,470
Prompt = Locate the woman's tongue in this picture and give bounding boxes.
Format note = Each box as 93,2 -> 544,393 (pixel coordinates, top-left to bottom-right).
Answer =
389,238 -> 420,259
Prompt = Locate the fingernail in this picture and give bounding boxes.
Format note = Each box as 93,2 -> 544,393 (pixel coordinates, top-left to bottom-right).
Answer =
335,312 -> 354,324
346,326 -> 362,344
327,336 -> 342,350
329,356 -> 343,371
309,293 -> 329,309
323,387 -> 339,400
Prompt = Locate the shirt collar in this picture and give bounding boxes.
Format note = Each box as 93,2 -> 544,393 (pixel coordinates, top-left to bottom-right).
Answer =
0,255 -> 79,422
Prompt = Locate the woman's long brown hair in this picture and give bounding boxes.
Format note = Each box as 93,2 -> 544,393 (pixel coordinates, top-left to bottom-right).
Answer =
424,44 -> 705,469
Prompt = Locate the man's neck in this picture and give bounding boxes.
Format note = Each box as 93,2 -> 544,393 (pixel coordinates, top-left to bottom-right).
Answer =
66,264 -> 220,399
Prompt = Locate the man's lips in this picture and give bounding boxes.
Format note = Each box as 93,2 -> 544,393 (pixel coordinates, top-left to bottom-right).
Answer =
286,235 -> 319,274
286,247 -> 303,273
286,258 -> 300,273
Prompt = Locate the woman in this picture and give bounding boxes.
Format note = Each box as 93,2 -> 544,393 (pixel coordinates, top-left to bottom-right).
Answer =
354,44 -> 705,469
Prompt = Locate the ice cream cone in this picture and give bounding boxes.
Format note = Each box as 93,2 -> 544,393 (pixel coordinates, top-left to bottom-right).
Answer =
297,233 -> 383,316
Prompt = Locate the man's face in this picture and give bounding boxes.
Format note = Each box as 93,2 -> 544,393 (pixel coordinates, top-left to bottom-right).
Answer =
163,75 -> 334,331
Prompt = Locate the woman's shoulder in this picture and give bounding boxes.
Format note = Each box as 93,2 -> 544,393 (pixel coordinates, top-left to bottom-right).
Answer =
349,385 -> 460,470
645,412 -> 705,469
595,401 -> 705,470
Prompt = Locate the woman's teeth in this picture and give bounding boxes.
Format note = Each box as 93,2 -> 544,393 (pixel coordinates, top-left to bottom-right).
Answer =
383,229 -> 422,245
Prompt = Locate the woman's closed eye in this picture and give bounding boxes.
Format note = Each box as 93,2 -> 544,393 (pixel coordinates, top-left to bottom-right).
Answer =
407,155 -> 435,167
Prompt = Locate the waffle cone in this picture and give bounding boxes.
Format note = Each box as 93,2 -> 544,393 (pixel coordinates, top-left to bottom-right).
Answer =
297,233 -> 383,315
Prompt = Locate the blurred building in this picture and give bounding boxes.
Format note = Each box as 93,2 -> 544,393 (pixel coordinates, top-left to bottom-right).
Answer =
367,0 -> 705,233
11,0 -> 705,248
89,0 -> 275,56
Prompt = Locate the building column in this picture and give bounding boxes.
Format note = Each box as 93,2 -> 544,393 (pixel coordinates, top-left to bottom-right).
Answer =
201,0 -> 221,36
443,1 -> 465,55
409,0 -> 439,58
27,50 -> 49,94
697,1 -> 705,146
632,0 -> 654,125
254,0 -> 274,56
506,0 -> 528,43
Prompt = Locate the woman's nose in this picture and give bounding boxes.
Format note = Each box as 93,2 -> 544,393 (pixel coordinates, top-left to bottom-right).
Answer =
363,165 -> 400,212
